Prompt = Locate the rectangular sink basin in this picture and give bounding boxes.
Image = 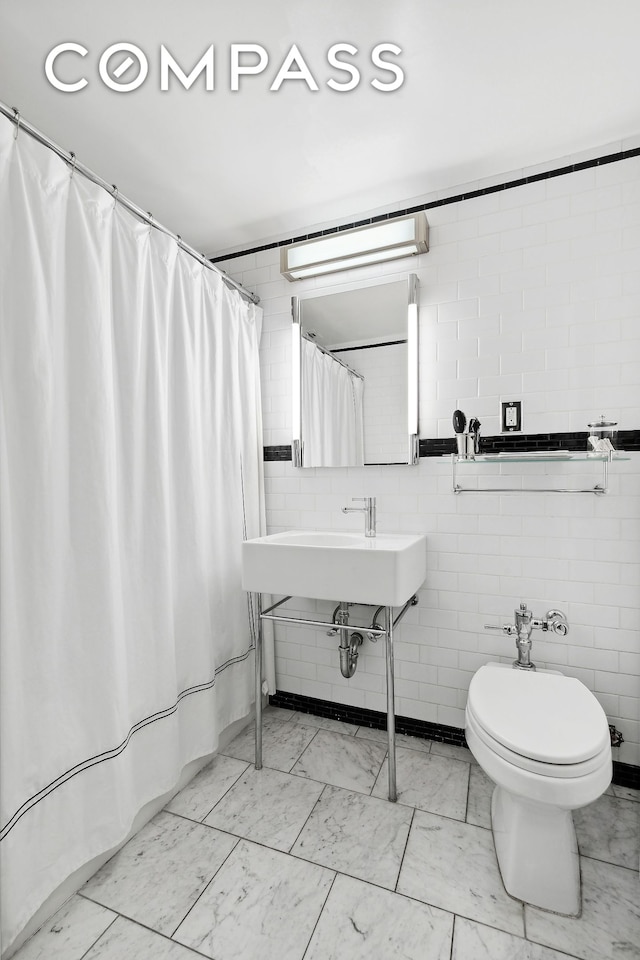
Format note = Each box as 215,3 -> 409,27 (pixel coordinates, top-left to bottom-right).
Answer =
242,530 -> 427,606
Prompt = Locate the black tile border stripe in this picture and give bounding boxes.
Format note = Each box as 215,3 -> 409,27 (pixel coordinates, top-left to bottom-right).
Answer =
264,444 -> 293,461
270,690 -> 639,791
419,429 -> 640,458
332,339 -> 407,353
264,430 -> 640,462
269,689 -> 466,746
211,147 -> 640,264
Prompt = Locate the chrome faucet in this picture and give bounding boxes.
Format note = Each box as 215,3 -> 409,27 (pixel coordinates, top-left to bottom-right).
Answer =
341,497 -> 376,537
484,602 -> 569,670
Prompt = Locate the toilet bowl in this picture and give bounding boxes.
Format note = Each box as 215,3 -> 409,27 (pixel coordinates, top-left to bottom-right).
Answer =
465,663 -> 612,916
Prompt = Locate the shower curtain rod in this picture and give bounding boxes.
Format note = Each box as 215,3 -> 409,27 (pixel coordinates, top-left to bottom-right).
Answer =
0,102 -> 260,305
303,333 -> 364,380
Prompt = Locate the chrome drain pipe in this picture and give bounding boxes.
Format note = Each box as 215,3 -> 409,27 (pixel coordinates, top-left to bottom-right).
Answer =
332,602 -> 363,678
339,631 -> 363,678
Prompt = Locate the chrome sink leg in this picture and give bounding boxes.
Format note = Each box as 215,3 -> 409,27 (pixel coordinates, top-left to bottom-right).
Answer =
255,598 -> 263,770
385,605 -> 397,802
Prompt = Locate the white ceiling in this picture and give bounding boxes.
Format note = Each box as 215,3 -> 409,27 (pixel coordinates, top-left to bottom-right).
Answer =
1,1 -> 639,256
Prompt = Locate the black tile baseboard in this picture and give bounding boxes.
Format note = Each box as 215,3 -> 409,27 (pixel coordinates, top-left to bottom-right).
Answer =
612,760 -> 640,790
268,690 -> 639,791
270,690 -> 465,748
613,761 -> 640,791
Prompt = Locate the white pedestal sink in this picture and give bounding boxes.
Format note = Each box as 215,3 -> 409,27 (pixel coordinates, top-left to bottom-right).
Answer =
241,530 -> 427,607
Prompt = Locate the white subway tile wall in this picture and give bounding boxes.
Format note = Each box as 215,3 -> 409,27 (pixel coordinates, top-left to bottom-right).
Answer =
222,148 -> 640,767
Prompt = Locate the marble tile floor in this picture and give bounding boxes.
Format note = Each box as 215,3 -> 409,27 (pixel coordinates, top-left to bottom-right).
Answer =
14,707 -> 640,960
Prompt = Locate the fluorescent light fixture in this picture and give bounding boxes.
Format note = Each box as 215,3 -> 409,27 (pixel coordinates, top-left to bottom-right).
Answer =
281,213 -> 429,281
291,308 -> 301,440
291,299 -> 303,467
407,304 -> 418,436
407,274 -> 419,463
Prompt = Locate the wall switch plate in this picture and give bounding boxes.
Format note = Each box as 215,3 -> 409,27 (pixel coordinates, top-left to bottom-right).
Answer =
502,400 -> 522,432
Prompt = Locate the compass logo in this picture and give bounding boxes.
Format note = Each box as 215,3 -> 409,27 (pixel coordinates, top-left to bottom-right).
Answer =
44,42 -> 405,93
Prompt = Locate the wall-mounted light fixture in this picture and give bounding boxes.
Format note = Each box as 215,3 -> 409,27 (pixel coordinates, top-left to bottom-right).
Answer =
291,304 -> 302,467
280,213 -> 429,281
407,274 -> 419,464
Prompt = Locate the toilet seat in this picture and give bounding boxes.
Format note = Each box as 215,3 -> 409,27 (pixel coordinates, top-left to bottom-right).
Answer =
466,701 -> 612,779
467,664 -> 610,768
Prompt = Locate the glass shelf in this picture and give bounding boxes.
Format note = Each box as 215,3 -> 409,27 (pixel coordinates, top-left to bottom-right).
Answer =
449,450 -> 630,494
451,452 -> 630,464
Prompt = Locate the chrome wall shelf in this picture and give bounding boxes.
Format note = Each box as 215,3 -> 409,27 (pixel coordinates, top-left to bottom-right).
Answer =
449,451 -> 629,495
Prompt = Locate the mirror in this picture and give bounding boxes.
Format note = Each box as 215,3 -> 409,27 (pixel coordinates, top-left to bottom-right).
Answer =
292,274 -> 418,467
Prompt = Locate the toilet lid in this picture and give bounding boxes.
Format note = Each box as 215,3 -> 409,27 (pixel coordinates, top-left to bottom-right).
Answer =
467,665 -> 610,764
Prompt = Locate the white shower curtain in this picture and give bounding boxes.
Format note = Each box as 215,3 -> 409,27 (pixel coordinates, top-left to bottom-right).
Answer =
301,337 -> 364,467
0,114 -> 267,952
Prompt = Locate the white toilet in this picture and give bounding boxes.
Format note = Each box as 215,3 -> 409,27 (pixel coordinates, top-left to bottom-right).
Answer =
465,662 -> 612,916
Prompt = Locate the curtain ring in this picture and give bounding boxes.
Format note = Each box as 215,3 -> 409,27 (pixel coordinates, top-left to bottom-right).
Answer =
69,152 -> 77,179
13,109 -> 21,141
111,184 -> 119,207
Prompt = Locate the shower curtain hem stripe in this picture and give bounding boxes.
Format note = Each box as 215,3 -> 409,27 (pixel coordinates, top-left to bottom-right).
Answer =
0,645 -> 253,841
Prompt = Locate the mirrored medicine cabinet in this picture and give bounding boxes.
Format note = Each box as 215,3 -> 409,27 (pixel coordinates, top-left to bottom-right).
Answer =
291,274 -> 419,468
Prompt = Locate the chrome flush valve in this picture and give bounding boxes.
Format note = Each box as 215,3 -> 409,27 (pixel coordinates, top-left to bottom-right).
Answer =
545,610 -> 569,636
484,602 -> 569,671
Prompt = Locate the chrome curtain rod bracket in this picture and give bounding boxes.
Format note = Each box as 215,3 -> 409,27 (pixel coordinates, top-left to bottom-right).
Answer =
0,99 -> 260,306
